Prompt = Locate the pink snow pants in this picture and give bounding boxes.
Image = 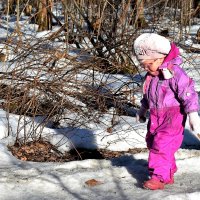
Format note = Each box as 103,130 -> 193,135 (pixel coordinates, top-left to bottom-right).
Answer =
146,107 -> 186,183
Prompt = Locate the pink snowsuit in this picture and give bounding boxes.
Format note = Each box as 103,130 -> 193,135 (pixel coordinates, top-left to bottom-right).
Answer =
141,44 -> 199,183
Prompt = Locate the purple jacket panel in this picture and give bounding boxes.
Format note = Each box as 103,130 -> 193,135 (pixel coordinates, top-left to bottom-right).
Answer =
141,58 -> 199,113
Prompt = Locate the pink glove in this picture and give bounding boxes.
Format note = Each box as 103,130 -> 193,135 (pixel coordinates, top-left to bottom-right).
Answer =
136,107 -> 148,123
188,112 -> 200,139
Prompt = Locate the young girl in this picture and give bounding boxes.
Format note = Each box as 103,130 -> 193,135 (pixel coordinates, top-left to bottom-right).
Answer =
134,33 -> 200,190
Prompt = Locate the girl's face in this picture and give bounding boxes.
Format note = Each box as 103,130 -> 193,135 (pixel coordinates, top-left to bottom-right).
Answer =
140,58 -> 165,76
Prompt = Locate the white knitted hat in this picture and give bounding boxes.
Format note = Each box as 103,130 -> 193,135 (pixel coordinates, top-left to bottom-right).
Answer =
134,33 -> 171,60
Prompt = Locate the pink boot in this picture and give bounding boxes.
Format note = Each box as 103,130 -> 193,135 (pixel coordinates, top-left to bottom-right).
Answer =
166,176 -> 174,185
143,179 -> 165,190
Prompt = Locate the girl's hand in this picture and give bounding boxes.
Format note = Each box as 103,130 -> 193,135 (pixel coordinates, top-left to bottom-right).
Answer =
136,107 -> 148,123
188,112 -> 200,138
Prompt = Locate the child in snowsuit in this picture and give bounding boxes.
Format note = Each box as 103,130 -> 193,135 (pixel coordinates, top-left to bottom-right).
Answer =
133,33 -> 200,190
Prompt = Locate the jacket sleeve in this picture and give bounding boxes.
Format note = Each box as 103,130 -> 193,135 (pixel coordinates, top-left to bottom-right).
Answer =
172,66 -> 199,113
139,74 -> 150,110
141,94 -> 149,110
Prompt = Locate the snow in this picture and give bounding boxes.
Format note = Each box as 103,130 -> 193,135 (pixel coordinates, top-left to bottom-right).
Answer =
0,5 -> 200,200
1,143 -> 200,200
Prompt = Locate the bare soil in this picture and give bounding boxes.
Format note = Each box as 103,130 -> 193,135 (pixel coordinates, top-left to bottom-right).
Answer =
8,140 -> 147,162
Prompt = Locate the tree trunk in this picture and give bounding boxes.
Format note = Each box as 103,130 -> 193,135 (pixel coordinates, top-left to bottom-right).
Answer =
180,0 -> 193,27
36,0 -> 53,31
193,0 -> 200,17
130,0 -> 147,28
6,0 -> 16,14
